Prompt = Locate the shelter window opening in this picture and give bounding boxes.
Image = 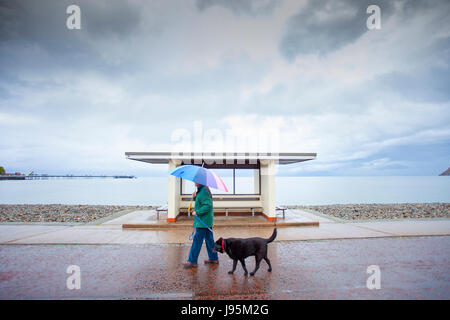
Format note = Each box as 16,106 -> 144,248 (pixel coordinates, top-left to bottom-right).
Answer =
180,167 -> 260,195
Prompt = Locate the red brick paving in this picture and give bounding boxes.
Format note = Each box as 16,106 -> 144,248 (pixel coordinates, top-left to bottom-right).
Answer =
0,236 -> 449,299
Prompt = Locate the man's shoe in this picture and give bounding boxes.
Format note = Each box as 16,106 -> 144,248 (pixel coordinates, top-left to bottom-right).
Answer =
182,262 -> 198,269
204,260 -> 219,264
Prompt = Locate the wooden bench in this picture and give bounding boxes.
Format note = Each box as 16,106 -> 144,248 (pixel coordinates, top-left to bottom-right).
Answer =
181,196 -> 262,217
276,206 -> 287,219
156,205 -> 168,220
181,196 -> 260,202
214,206 -> 263,217
180,206 -> 263,217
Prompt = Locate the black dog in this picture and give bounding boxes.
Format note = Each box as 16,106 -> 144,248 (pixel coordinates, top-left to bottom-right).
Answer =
214,228 -> 277,276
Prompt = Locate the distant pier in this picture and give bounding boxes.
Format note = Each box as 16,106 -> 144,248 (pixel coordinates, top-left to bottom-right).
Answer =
0,174 -> 136,180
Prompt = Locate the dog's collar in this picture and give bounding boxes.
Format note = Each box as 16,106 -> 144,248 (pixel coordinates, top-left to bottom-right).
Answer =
222,239 -> 225,252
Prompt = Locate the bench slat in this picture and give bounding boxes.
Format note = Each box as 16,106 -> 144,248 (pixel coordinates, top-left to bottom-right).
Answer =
181,197 -> 261,201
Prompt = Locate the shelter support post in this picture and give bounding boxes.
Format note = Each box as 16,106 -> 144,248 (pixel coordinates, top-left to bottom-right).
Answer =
260,159 -> 276,221
167,159 -> 181,222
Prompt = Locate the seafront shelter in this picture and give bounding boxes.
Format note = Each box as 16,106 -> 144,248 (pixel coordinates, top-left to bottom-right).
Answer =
125,152 -> 316,222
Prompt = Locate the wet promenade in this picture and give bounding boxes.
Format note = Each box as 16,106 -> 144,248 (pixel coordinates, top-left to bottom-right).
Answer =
1,236 -> 449,299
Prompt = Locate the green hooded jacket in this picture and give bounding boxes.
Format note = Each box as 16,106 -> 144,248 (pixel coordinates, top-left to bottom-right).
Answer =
193,185 -> 214,228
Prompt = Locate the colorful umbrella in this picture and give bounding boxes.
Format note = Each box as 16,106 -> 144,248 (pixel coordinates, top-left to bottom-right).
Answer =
168,164 -> 228,193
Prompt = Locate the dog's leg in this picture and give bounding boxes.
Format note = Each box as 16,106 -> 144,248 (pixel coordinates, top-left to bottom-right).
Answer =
250,256 -> 262,276
263,256 -> 272,272
228,259 -> 238,274
239,259 -> 248,275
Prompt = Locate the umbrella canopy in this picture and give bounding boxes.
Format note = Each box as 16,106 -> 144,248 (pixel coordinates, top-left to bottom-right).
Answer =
168,165 -> 228,192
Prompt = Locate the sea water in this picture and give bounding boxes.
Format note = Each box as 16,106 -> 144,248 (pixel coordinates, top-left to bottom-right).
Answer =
0,176 -> 449,205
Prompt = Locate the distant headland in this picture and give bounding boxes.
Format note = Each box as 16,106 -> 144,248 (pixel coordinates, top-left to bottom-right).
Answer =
439,167 -> 450,176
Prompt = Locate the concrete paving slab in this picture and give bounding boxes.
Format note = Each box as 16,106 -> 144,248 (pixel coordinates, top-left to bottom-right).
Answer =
1,224 -> 386,244
2,219 -> 450,245
350,220 -> 450,237
5,225 -> 280,245
283,209 -> 339,223
101,210 -> 157,225
277,223 -> 392,241
0,225 -> 72,244
8,226 -> 142,245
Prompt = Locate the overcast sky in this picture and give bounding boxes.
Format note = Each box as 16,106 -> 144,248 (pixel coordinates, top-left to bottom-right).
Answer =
0,0 -> 449,176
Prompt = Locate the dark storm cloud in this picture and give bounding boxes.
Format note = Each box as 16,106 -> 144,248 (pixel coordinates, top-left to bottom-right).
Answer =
196,0 -> 279,16
279,0 -> 396,60
0,0 -> 70,48
0,0 -> 147,110
0,0 -> 142,42
0,0 -> 143,73
401,0 -> 450,17
80,1 -> 142,39
0,0 -> 149,136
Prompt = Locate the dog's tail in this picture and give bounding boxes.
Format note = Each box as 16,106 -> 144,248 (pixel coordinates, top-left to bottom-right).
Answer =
266,228 -> 277,243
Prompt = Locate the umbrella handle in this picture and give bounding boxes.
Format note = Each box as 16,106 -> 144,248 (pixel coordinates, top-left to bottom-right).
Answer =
188,195 -> 194,213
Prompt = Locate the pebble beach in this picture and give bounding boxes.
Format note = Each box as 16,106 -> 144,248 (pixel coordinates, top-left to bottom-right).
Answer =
0,203 -> 448,223
293,203 -> 450,220
0,204 -> 157,223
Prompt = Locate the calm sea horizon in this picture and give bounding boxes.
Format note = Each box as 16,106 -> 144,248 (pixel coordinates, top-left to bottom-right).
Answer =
1,176 -> 449,206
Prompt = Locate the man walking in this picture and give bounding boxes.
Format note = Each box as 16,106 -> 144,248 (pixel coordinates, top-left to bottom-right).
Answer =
182,183 -> 219,268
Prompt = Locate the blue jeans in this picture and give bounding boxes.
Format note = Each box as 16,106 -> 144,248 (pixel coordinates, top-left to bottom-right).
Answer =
188,228 -> 219,263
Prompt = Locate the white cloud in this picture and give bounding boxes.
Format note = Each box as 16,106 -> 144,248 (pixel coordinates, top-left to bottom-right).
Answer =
0,0 -> 449,176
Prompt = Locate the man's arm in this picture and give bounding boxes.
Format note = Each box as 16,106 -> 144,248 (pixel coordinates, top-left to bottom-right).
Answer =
196,201 -> 212,217
195,192 -> 212,217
